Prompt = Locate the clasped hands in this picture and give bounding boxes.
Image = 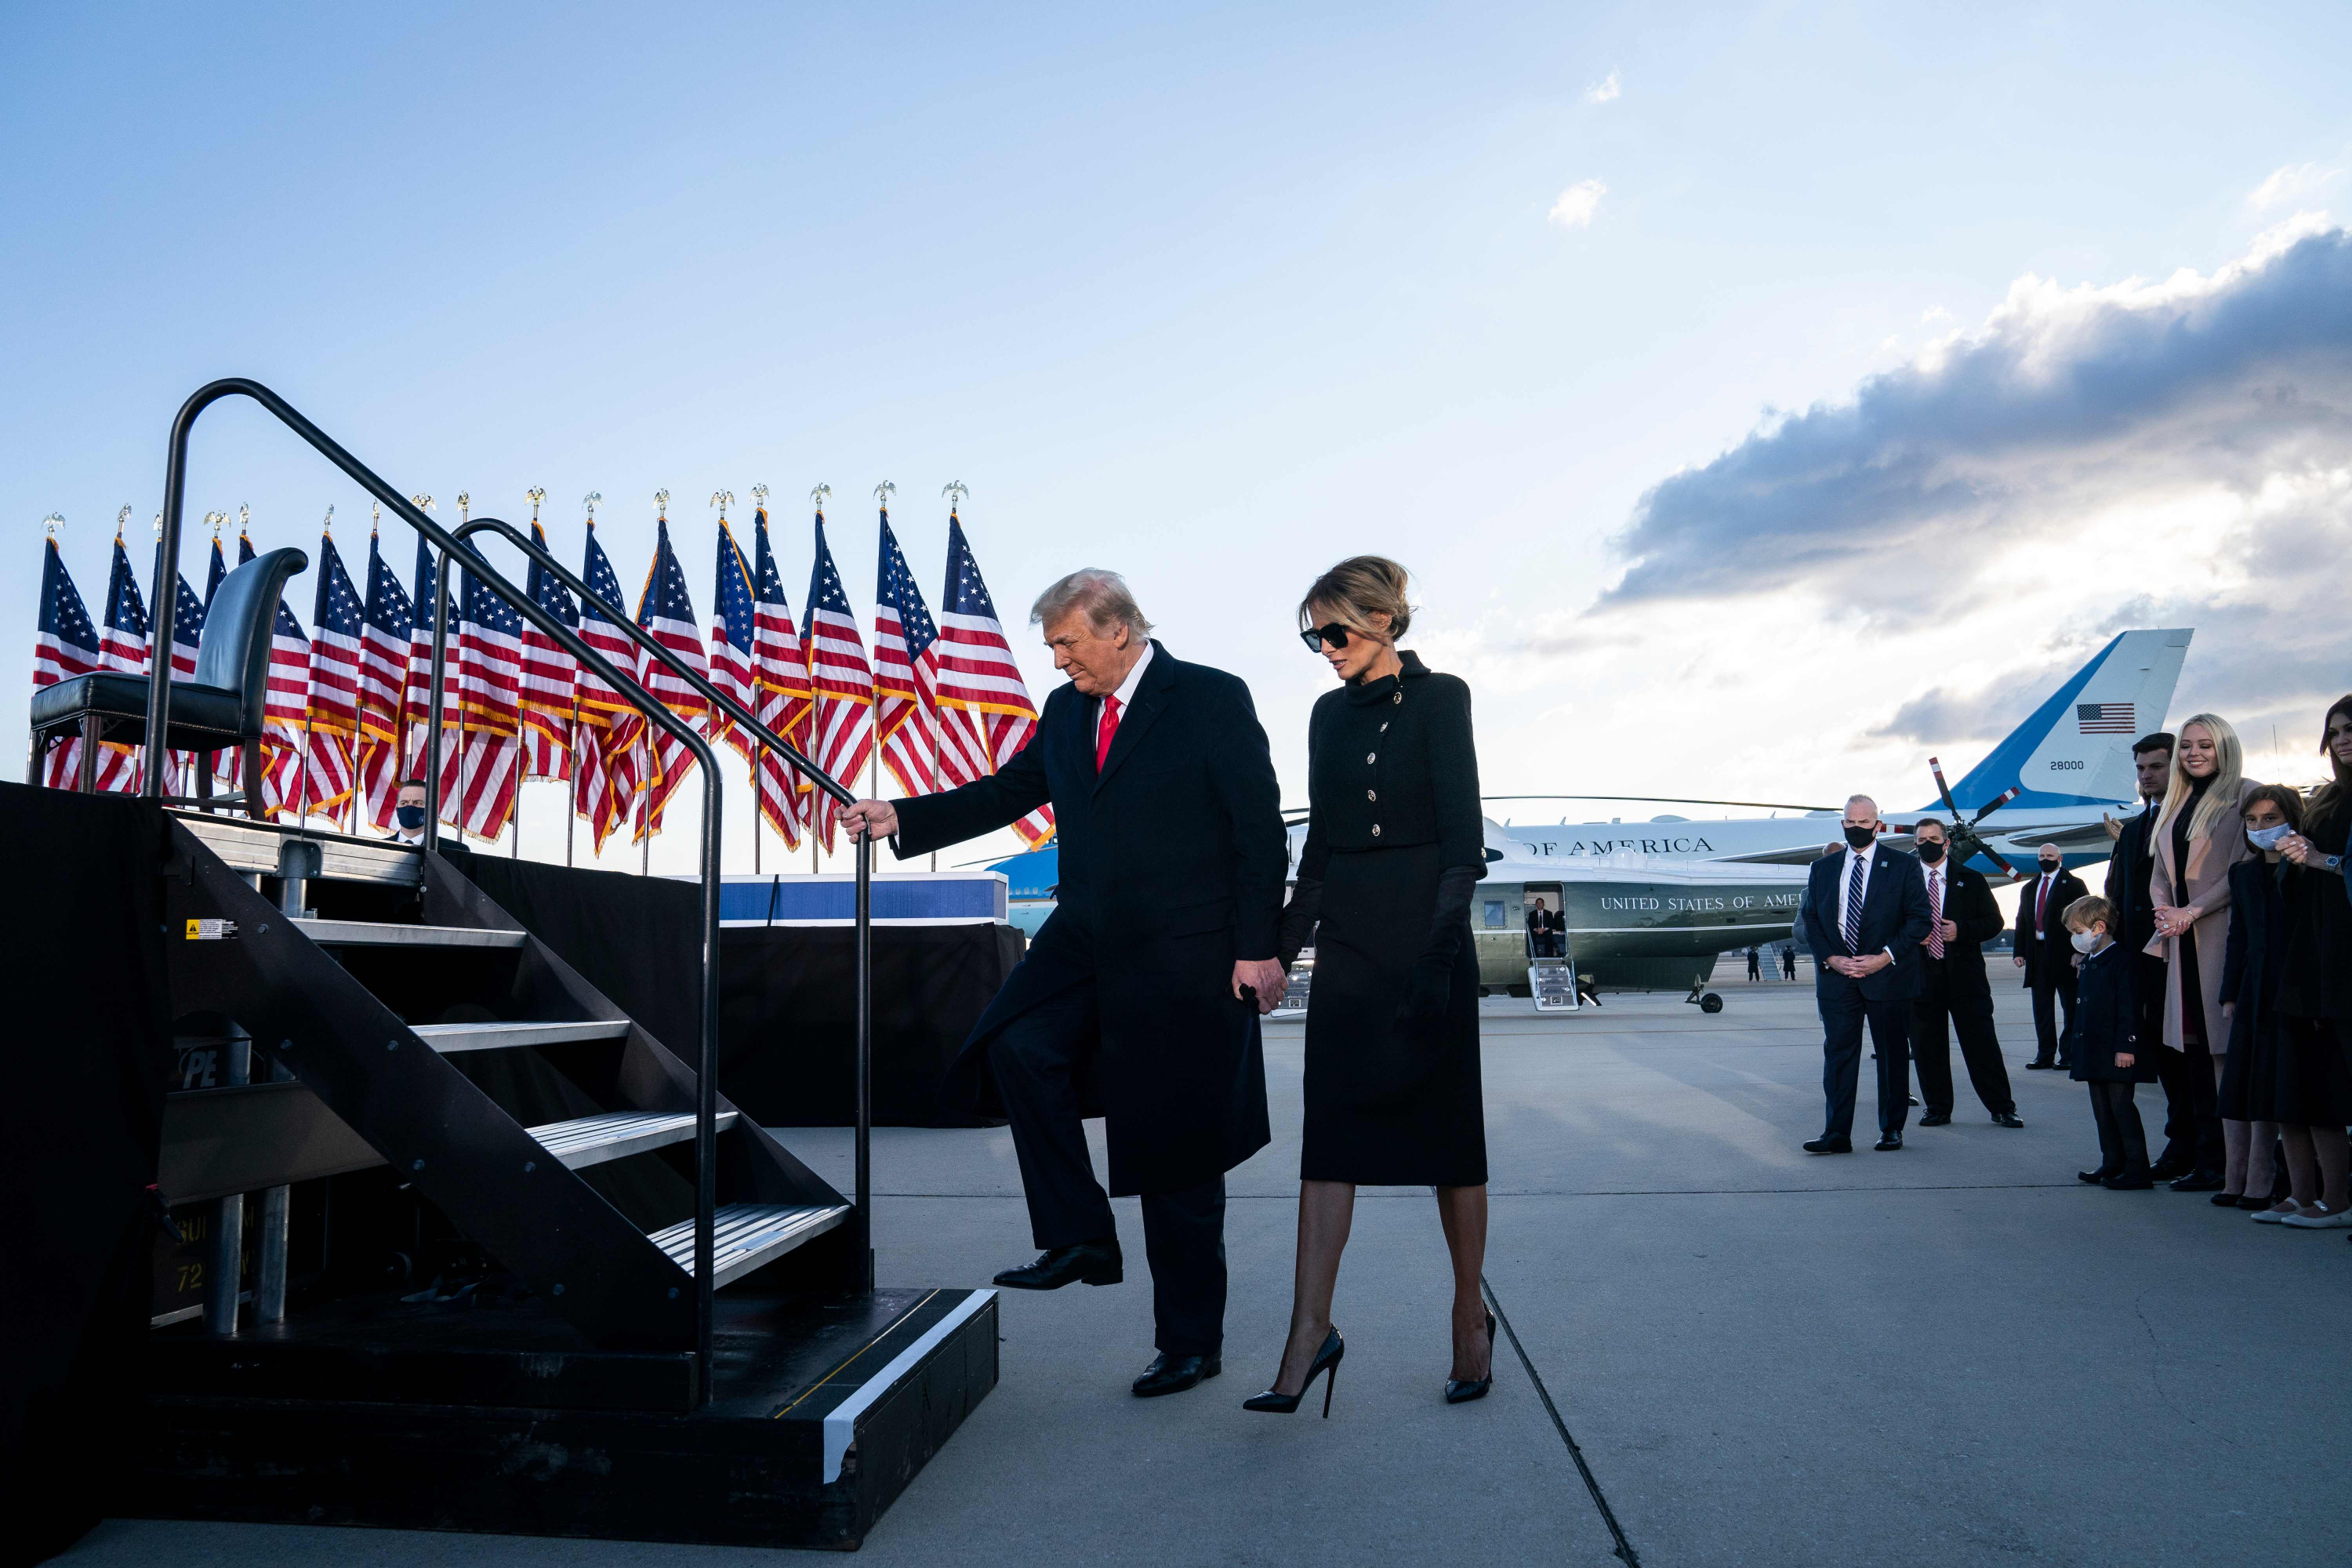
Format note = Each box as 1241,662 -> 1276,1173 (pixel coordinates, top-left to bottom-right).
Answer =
1827,951 -> 1892,978
2151,903 -> 2196,939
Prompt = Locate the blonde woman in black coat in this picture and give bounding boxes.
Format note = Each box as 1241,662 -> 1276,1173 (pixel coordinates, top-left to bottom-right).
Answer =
1247,557 -> 1491,1416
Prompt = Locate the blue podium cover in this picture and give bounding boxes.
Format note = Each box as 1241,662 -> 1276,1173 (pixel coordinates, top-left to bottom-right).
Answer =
717,872 -> 1007,926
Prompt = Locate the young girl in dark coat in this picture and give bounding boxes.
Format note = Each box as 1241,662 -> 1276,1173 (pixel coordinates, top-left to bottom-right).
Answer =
2068,895 -> 2158,1189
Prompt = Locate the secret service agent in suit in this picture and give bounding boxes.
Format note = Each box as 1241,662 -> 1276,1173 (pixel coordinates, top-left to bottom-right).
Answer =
1801,795 -> 1932,1152
1906,819 -> 2022,1128
2014,843 -> 2090,1069
843,570 -> 1288,1401
1526,898 -> 1559,957
2102,734 -> 2190,1174
387,779 -> 429,846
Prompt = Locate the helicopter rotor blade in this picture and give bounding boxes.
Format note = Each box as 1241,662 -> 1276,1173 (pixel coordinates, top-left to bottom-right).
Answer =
1970,784 -> 2023,827
1926,756 -> 1965,822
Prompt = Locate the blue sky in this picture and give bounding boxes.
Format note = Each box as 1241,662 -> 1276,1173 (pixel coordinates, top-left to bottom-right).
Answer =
8,2 -> 2350,870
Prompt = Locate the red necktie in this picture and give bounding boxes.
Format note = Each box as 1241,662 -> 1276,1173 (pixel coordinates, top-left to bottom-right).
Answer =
1095,694 -> 1121,771
2036,875 -> 2050,930
1926,870 -> 1945,958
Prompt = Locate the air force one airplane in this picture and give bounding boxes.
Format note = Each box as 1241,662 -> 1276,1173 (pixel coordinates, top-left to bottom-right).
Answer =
1497,629 -> 2194,876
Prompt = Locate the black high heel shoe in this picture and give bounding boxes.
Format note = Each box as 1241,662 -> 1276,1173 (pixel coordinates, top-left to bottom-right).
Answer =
1445,1310 -> 1497,1404
1243,1327 -> 1345,1416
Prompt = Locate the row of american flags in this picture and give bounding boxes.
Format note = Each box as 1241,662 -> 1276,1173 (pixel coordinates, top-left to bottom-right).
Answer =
31,498 -> 1052,858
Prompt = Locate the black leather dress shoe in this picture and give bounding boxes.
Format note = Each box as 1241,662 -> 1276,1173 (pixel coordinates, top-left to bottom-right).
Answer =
1875,1132 -> 1903,1151
1802,1135 -> 1853,1154
2148,1154 -> 2193,1181
1918,1111 -> 1952,1127
2078,1168 -> 2116,1184
2169,1170 -> 2226,1192
1132,1353 -> 1219,1398
1992,1112 -> 2024,1128
2103,1172 -> 2155,1190
2024,1059 -> 2054,1070
993,1240 -> 1123,1290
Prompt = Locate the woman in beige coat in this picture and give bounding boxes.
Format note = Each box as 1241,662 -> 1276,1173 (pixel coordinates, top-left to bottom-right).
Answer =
2147,713 -> 2264,1198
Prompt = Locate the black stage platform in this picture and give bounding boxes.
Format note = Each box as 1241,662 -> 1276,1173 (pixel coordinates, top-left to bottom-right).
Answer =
136,1285 -> 998,1550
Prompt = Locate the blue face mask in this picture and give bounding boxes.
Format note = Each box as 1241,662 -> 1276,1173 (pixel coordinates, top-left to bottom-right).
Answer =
396,804 -> 427,831
2247,823 -> 2292,851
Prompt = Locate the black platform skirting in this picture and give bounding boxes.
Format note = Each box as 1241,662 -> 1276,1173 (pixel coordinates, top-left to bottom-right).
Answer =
0,781 -> 176,1565
440,848 -> 1018,1128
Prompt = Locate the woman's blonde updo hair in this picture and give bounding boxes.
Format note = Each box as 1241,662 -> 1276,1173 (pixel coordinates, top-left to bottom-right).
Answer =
1299,555 -> 1412,642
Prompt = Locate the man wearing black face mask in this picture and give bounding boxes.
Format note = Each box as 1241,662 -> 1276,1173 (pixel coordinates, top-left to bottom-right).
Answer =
1907,819 -> 2021,1128
2014,842 -> 2089,1069
1800,796 -> 1931,1152
389,779 -> 429,847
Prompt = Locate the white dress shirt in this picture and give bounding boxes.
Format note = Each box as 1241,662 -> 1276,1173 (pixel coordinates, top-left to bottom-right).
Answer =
1836,846 -> 1896,960
1104,639 -> 1152,717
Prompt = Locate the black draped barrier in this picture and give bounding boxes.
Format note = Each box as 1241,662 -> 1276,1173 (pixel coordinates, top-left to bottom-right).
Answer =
436,847 -> 1019,1128
1,782 -> 176,1563
718,923 -> 1023,1127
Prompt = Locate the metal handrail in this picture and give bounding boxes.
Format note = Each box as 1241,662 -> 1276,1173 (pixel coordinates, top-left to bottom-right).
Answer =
449,516 -> 876,1287
133,379 -> 880,1399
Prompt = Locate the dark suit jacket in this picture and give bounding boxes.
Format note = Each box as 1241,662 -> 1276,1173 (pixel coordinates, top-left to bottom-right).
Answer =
2103,804 -> 2161,956
1914,859 -> 2005,997
890,641 -> 1287,1195
2015,866 -> 2090,985
1802,846 -> 1931,1002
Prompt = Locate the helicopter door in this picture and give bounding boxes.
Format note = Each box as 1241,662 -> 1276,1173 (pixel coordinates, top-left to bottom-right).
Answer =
1523,883 -> 1577,1011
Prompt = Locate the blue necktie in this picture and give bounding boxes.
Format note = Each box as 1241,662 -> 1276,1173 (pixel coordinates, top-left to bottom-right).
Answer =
1843,854 -> 1865,955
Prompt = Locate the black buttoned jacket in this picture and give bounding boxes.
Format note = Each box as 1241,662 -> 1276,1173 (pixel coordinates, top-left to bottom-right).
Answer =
1296,651 -> 1486,880
1915,859 -> 2005,997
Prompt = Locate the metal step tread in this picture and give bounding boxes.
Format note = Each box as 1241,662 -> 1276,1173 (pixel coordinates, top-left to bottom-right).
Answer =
648,1203 -> 853,1287
412,1019 -> 631,1053
172,811 -> 424,886
303,919 -> 528,949
523,1109 -> 739,1170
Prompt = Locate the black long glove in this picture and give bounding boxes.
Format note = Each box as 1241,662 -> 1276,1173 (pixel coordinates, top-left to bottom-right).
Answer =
1396,865 -> 1478,1029
1276,877 -> 1324,973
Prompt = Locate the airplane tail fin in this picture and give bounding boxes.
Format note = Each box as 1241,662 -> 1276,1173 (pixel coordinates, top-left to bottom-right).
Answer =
1939,630 -> 2193,810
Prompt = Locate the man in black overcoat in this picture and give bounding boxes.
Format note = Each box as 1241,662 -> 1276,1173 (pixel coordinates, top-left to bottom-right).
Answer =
1801,796 -> 1932,1152
844,570 -> 1287,1399
2101,733 -> 2198,1175
2014,842 -> 2091,1069
1906,818 -> 2021,1128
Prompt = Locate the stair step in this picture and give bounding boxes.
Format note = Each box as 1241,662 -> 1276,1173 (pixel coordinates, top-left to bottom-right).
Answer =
524,1109 -> 739,1171
172,811 -> 424,886
303,919 -> 528,949
648,1203 -> 853,1288
412,1020 -> 632,1054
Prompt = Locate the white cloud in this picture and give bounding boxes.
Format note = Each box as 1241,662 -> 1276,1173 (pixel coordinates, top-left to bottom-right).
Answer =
1548,179 -> 1607,229
1585,69 -> 1621,104
2248,161 -> 2342,210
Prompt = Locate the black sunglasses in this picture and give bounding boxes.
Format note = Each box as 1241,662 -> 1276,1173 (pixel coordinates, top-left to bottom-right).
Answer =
1299,622 -> 1352,652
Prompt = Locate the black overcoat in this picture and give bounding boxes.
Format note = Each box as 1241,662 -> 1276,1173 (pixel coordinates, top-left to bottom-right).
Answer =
889,642 -> 1287,1196
2220,857 -> 2290,1069
2069,940 -> 2154,1083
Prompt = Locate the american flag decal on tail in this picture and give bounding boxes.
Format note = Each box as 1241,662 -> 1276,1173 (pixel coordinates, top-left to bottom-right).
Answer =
2076,702 -> 2135,735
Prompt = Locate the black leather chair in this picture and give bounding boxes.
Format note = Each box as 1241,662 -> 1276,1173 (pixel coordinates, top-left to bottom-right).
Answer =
29,547 -> 308,812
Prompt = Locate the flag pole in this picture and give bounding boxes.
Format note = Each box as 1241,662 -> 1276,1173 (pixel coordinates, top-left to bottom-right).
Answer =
566,695 -> 579,867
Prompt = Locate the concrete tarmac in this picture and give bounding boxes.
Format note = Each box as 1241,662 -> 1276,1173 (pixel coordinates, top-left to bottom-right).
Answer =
72,974 -> 2352,1566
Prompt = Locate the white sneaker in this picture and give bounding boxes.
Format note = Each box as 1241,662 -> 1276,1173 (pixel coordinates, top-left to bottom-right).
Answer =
2281,1206 -> 2352,1229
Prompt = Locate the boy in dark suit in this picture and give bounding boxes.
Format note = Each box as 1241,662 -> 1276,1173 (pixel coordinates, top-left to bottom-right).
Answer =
2066,895 -> 2158,1189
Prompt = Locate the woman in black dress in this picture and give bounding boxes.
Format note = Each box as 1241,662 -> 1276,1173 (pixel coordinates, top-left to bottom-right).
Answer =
2274,697 -> 2352,1226
1246,557 -> 1490,1415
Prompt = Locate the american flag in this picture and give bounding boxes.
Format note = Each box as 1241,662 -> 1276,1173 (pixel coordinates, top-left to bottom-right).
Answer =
92,531 -> 152,793
2077,702 -> 2136,735
934,510 -> 1051,846
201,532 -> 239,793
454,565 -> 524,841
750,504 -> 811,851
245,531 -> 312,822
520,519 -> 580,781
355,527 -> 413,831
32,534 -> 102,788
873,509 -> 941,797
400,532 -> 460,817
803,508 -> 874,851
573,520 -> 640,854
301,530 -> 364,820
708,517 -> 760,771
162,558 -> 209,796
630,517 -> 710,842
